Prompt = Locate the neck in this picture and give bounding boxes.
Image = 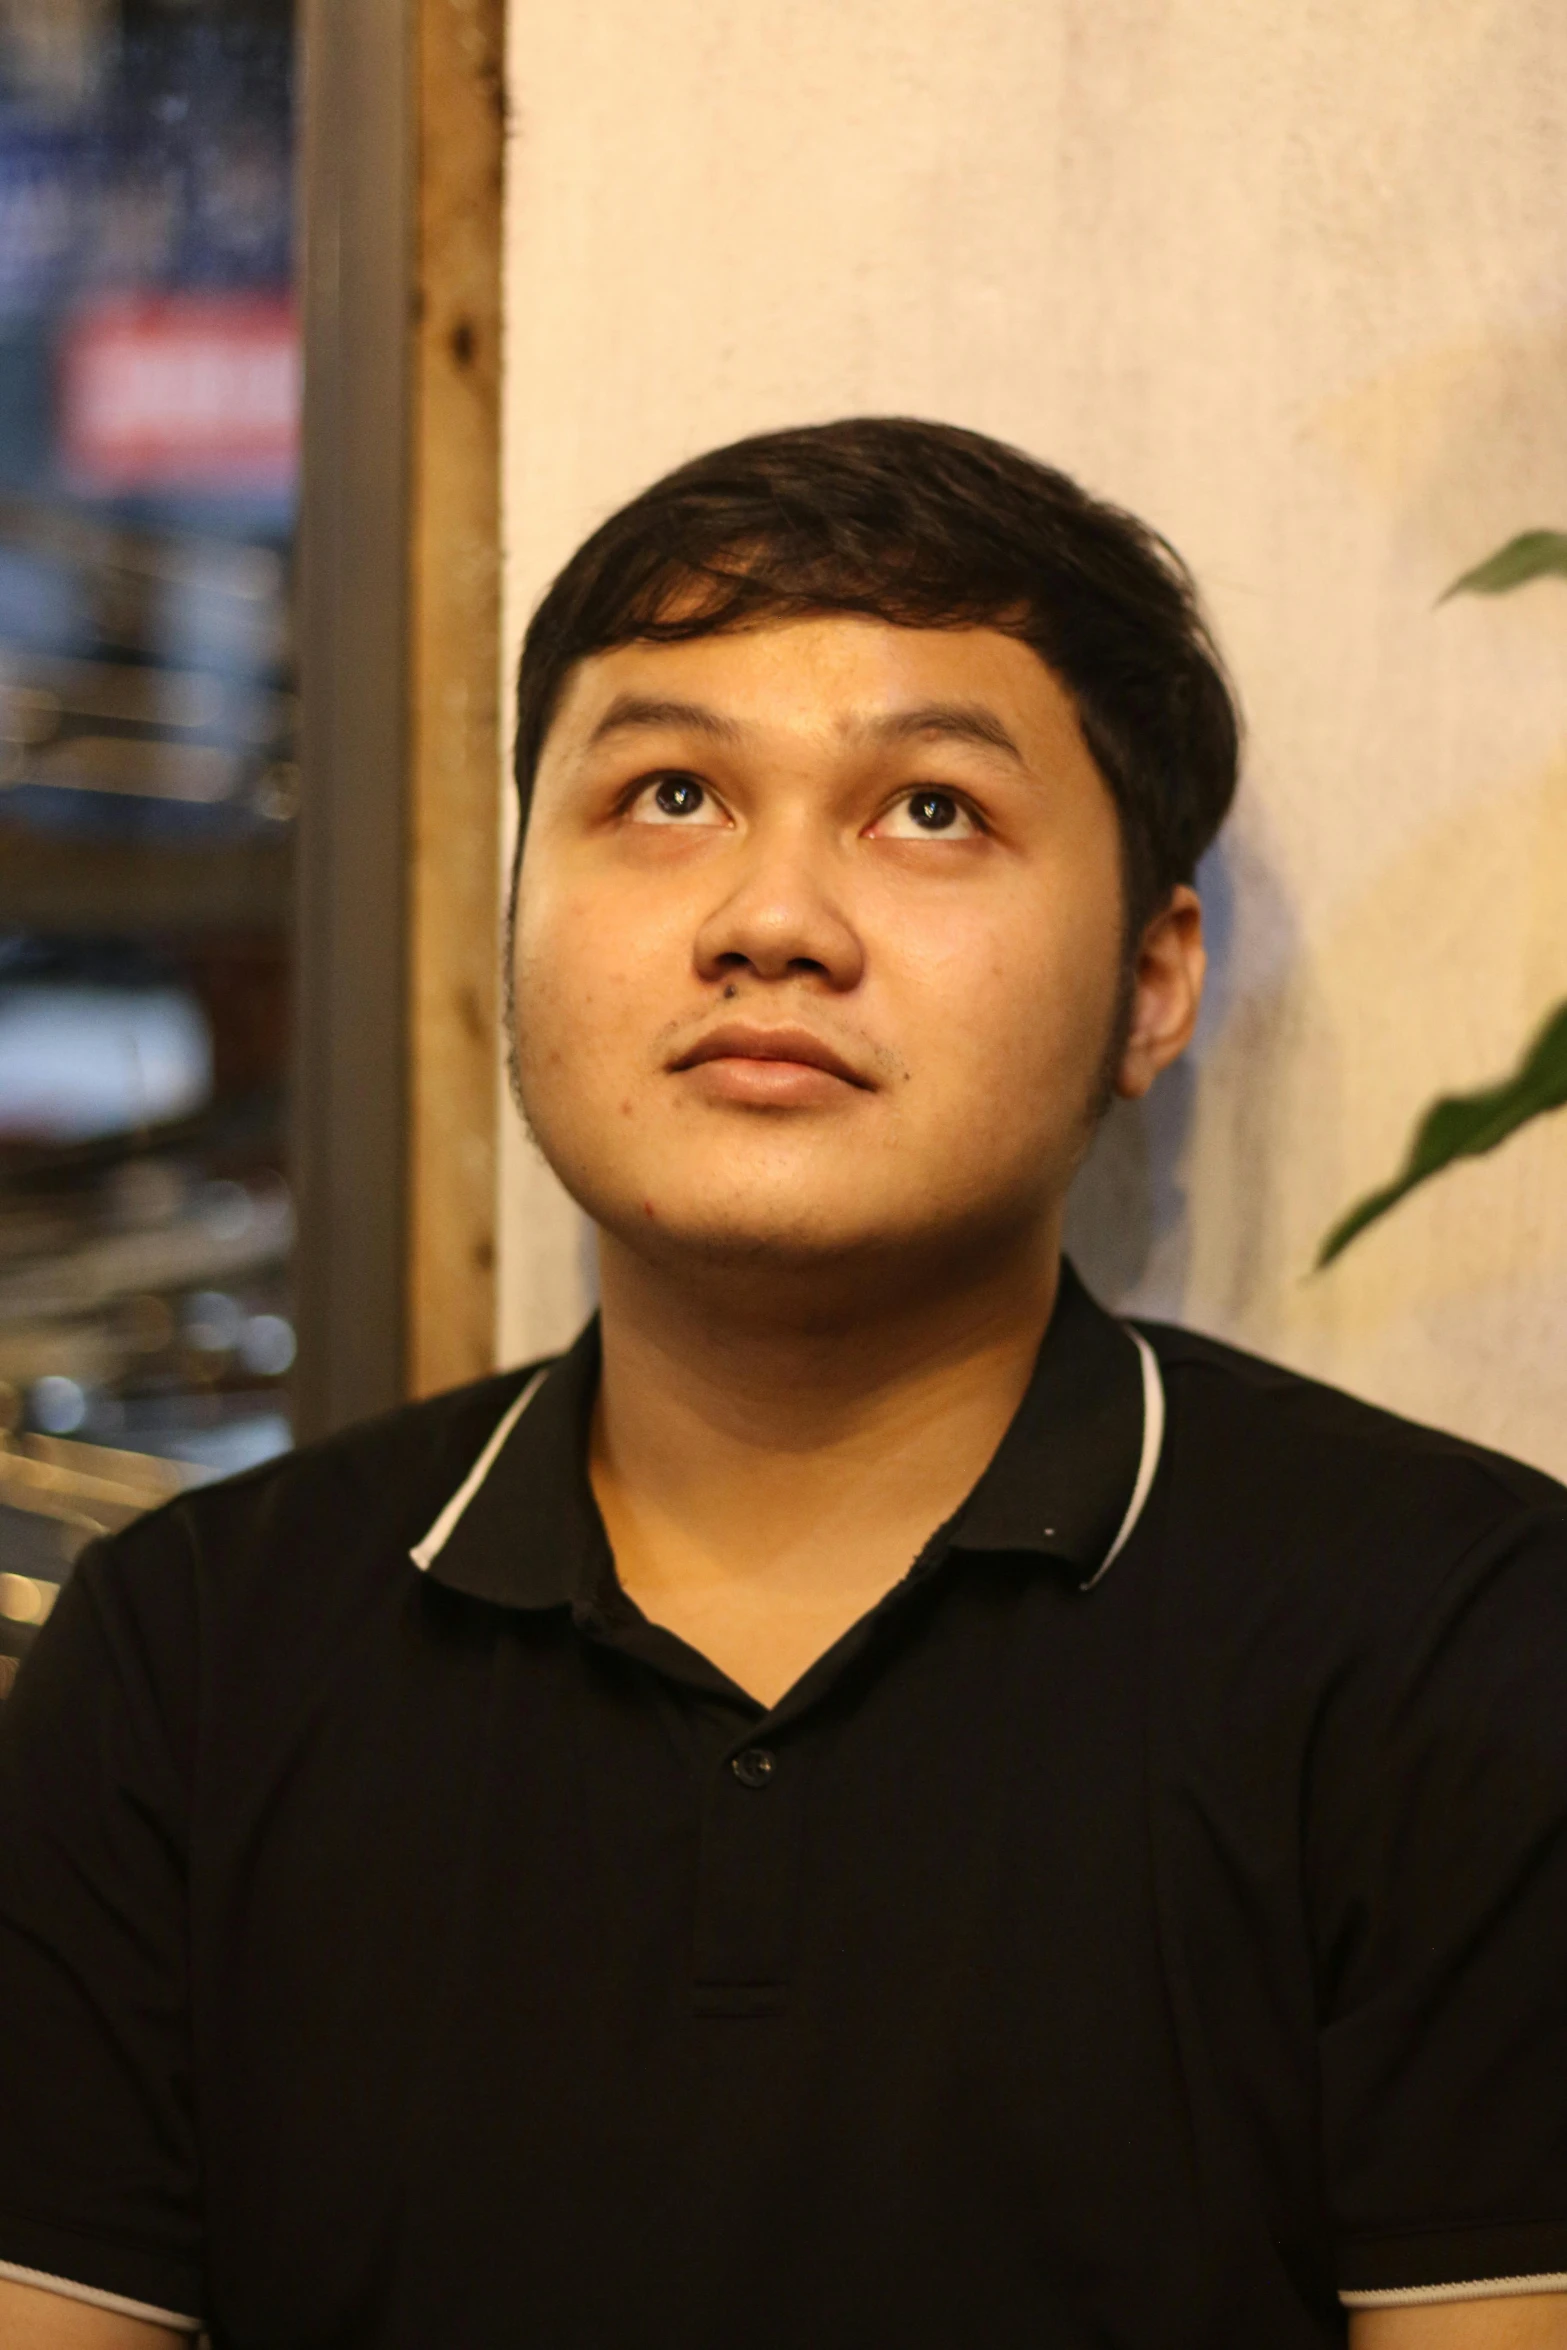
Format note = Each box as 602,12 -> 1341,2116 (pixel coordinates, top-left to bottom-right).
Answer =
597,1224 -> 1063,1453
588,1224 -> 1064,1702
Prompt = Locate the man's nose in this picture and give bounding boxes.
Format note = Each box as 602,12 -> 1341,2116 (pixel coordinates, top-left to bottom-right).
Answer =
691,828 -> 865,991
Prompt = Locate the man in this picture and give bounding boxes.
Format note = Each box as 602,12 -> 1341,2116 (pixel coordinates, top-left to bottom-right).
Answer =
1,420 -> 1564,2348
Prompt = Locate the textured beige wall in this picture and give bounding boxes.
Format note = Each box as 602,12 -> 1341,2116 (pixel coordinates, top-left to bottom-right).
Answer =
498,0 -> 1567,1475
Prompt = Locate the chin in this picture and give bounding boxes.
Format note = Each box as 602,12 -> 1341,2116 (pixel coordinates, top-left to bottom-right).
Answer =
530,1106 -> 1069,1287
581,1170 -> 1055,1309
598,1182 -> 904,1270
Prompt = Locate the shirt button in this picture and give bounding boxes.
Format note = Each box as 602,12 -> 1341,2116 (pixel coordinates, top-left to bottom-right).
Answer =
730,1747 -> 776,1789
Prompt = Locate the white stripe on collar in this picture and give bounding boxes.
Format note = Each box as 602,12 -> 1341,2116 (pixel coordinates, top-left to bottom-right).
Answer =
1340,2273 -> 1567,2310
411,1367 -> 549,1572
0,2259 -> 202,2334
409,1330 -> 1167,1589
1080,1330 -> 1165,1591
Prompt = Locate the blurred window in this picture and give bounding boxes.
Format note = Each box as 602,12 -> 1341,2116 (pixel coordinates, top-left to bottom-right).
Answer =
0,0 -> 297,1675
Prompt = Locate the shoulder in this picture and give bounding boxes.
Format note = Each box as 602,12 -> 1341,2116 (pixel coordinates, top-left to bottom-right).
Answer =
1142,1315 -> 1565,1513
179,1359 -> 555,1555
3,1364 -> 565,1864
1135,1317 -> 1567,1631
68,1360 -> 560,1672
1130,1327 -> 1567,1909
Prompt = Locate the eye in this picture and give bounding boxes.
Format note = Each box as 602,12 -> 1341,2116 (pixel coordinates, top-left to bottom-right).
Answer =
628,773 -> 727,827
873,788 -> 980,840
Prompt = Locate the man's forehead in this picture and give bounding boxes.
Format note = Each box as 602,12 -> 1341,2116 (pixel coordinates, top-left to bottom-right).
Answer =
546,616 -> 1078,756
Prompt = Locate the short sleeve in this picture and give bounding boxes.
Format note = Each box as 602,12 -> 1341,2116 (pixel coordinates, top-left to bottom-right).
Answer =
0,1517 -> 205,2325
1314,1499 -> 1567,2306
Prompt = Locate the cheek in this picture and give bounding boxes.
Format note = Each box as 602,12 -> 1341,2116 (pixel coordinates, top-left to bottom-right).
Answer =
513,875 -> 612,1083
513,865 -> 684,1085
886,876 -> 1121,1094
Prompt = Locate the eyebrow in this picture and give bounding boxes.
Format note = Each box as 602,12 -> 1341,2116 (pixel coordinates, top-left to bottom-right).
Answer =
584,692 -> 1027,767
854,702 -> 1027,766
585,694 -> 745,748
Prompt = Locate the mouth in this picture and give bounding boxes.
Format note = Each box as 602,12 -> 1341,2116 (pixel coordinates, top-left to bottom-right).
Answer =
668,1021 -> 874,1100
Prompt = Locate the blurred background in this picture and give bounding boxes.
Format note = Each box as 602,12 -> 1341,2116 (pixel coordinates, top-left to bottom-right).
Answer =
0,0 -> 298,1688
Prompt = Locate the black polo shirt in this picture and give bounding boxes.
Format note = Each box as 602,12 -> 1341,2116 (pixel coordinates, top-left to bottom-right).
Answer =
3,1265 -> 1567,2348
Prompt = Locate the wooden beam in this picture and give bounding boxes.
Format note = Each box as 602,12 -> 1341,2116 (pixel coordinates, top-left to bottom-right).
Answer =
408,0 -> 505,1397
293,0 -> 413,1441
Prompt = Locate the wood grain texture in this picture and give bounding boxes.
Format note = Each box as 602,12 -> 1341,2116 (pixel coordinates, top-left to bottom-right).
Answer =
409,0 -> 505,1395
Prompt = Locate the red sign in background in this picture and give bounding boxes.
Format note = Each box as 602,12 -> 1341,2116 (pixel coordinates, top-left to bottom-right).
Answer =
59,293 -> 300,495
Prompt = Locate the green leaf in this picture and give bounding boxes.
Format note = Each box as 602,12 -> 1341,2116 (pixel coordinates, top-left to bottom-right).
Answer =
1440,530 -> 1567,602
1316,997 -> 1567,1267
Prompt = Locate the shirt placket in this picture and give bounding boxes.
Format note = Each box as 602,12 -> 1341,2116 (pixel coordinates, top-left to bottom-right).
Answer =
686,1721 -> 809,2018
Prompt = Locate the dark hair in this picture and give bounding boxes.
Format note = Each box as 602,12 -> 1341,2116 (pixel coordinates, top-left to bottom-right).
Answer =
513,417 -> 1239,932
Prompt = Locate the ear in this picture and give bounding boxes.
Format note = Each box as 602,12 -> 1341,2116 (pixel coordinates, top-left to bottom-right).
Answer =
1113,885 -> 1206,1101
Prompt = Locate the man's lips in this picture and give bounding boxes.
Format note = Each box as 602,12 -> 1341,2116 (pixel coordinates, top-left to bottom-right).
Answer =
669,1022 -> 874,1090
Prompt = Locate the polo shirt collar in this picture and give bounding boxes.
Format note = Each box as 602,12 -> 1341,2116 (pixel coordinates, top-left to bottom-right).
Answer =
949,1260 -> 1163,1586
410,1319 -> 606,1610
412,1259 -> 1164,1609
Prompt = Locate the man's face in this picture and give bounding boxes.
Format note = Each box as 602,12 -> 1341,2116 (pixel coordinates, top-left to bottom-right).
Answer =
514,614 -> 1187,1282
